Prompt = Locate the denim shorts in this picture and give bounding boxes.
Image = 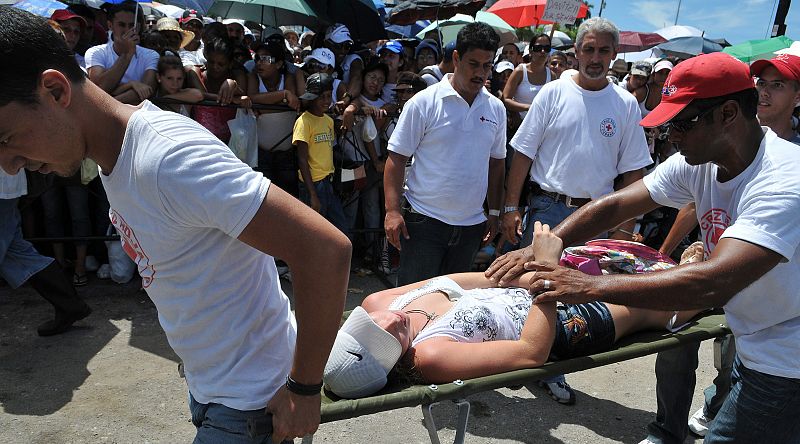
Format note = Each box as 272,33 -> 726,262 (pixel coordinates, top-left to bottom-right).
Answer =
550,302 -> 616,360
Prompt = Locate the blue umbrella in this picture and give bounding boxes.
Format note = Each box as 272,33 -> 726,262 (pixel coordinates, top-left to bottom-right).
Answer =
12,0 -> 66,17
656,36 -> 724,59
385,20 -> 429,38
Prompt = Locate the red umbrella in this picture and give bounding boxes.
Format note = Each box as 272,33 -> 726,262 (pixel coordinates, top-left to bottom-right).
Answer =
487,0 -> 589,28
618,31 -> 667,53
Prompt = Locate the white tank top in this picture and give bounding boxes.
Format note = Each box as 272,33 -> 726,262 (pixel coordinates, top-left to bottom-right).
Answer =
638,84 -> 652,118
388,277 -> 533,347
514,63 -> 551,119
257,73 -> 284,93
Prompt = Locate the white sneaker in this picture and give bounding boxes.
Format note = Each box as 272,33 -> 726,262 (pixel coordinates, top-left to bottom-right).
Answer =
688,407 -> 710,437
637,439 -> 658,444
96,264 -> 111,279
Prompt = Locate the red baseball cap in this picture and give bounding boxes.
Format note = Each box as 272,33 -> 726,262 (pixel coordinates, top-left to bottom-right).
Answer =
640,53 -> 754,128
50,9 -> 87,28
750,54 -> 800,83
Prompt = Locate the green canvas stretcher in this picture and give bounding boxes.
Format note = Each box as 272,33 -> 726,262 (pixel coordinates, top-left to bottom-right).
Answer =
261,311 -> 731,444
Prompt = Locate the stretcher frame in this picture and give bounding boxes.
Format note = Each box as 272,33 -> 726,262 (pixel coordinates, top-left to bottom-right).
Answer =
305,311 -> 731,444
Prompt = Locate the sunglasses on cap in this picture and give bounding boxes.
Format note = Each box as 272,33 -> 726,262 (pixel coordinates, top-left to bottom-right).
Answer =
531,44 -> 551,53
255,55 -> 277,64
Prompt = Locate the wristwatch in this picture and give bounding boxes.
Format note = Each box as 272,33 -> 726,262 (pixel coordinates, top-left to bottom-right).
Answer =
282,91 -> 288,104
503,206 -> 520,214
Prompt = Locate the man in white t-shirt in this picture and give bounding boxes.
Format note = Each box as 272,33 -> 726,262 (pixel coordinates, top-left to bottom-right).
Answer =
384,22 -> 506,287
640,53 -> 800,443
501,17 -> 652,250
0,8 -> 351,443
489,52 -> 800,443
84,1 -> 158,104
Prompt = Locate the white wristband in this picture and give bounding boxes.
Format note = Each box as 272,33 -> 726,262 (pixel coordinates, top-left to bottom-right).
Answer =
488,209 -> 501,217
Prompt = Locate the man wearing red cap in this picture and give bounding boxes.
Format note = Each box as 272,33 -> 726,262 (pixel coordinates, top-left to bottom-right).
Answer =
51,9 -> 87,69
752,54 -> 800,143
652,53 -> 800,443
488,52 -> 800,442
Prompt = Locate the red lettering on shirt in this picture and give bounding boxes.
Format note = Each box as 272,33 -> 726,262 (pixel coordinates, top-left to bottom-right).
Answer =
109,209 -> 156,288
699,208 -> 731,253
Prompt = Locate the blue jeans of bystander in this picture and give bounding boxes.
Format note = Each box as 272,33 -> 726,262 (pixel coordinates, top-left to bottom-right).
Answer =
0,198 -> 54,288
299,178 -> 347,235
705,356 -> 800,443
189,393 -> 291,444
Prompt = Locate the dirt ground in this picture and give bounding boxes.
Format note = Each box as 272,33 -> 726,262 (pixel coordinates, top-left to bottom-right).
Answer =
0,270 -> 714,444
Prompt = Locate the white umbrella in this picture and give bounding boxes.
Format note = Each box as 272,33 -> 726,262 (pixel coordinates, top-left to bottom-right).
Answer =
775,41 -> 800,57
152,3 -> 184,19
416,11 -> 518,46
654,25 -> 702,40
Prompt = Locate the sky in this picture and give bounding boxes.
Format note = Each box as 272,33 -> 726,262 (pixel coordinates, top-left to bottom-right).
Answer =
596,0 -> 799,45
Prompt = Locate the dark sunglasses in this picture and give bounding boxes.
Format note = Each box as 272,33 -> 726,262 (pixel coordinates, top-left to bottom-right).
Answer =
330,41 -> 352,52
663,102 -> 723,135
530,44 -> 551,53
255,55 -> 277,64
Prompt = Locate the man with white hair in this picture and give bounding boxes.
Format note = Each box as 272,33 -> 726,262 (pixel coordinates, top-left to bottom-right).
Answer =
495,17 -> 651,404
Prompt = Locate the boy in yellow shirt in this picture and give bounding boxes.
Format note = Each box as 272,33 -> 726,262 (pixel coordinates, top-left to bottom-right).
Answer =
294,73 -> 346,233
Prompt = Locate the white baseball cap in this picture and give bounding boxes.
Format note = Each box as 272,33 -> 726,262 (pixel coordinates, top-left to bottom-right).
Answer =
305,48 -> 335,69
654,60 -> 674,73
325,23 -> 353,44
495,61 -> 515,73
323,306 -> 403,398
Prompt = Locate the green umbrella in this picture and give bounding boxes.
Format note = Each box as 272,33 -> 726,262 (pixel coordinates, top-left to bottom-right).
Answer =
207,0 -> 318,27
416,11 -> 517,46
723,35 -> 794,63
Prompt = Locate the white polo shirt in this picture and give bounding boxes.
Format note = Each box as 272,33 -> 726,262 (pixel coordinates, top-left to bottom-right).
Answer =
511,77 -> 651,199
388,74 -> 507,226
85,41 -> 159,84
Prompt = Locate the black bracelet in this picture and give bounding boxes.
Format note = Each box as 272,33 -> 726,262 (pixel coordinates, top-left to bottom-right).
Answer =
285,375 -> 323,396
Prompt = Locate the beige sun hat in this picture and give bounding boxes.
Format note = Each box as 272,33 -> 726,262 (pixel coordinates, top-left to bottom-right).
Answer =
155,17 -> 195,49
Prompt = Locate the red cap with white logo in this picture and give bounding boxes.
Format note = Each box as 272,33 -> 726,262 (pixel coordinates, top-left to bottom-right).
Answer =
750,54 -> 800,83
640,53 -> 754,128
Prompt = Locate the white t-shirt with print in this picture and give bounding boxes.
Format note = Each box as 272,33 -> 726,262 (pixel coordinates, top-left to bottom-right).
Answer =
85,41 -> 159,84
511,76 -> 651,199
99,101 -> 296,410
388,74 -> 507,226
179,41 -> 206,67
643,128 -> 800,378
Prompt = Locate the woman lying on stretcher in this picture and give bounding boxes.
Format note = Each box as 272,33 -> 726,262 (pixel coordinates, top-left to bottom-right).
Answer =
323,222 -> 706,398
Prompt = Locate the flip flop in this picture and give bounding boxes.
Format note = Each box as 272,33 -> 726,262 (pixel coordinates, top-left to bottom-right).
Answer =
73,273 -> 88,287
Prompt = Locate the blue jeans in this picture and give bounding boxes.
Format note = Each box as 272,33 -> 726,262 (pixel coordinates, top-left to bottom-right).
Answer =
396,206 -> 486,287
520,194 -> 580,248
299,178 -> 347,235
645,337 -> 735,444
0,198 -> 53,288
189,393 -> 290,444
705,357 -> 800,443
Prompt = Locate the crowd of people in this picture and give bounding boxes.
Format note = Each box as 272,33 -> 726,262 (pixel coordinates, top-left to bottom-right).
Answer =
1,2 -> 800,443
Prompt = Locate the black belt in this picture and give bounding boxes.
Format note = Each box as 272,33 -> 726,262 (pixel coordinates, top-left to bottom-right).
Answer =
530,182 -> 590,208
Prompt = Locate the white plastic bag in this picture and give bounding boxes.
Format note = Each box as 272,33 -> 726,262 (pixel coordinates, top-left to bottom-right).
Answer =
227,108 -> 258,167
361,116 -> 378,142
105,225 -> 136,284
